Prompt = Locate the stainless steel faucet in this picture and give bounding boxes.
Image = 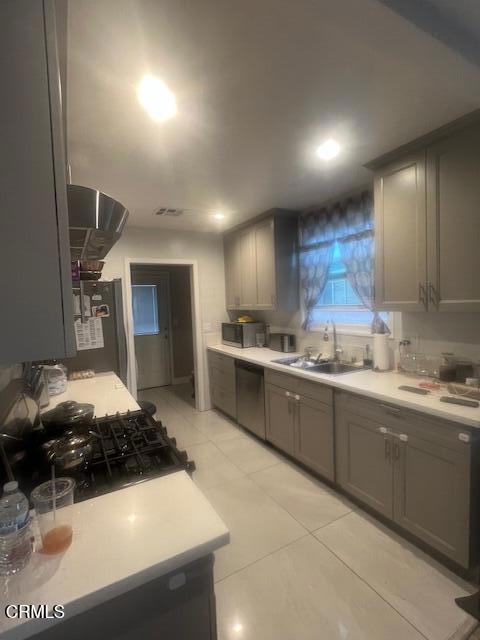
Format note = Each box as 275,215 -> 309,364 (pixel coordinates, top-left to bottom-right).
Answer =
332,321 -> 343,362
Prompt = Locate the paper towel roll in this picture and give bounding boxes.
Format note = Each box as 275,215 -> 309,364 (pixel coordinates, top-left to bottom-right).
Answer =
373,334 -> 390,371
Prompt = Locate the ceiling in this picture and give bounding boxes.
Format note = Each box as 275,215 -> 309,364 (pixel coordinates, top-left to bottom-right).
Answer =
67,0 -> 480,232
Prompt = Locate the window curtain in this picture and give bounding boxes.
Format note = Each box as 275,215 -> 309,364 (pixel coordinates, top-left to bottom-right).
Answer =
299,190 -> 388,332
299,205 -> 338,330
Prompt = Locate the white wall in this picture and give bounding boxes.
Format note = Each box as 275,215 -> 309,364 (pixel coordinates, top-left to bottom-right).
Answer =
103,226 -> 228,405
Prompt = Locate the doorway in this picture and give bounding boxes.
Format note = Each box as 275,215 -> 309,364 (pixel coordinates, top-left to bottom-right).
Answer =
124,260 -> 205,410
131,269 -> 172,389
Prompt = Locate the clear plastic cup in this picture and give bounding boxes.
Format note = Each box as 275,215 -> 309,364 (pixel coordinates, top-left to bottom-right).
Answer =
31,478 -> 75,555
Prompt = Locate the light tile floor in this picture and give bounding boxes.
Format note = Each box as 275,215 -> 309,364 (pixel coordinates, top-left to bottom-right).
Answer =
139,384 -> 479,640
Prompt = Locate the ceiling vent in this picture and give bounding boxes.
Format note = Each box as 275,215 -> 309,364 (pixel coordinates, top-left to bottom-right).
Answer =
153,207 -> 184,217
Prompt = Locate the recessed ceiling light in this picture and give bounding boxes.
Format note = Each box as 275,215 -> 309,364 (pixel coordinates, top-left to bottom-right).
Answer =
213,212 -> 225,220
137,74 -> 177,122
316,138 -> 340,160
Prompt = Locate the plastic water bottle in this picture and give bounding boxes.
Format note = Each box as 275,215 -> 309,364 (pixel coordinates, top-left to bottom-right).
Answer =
0,481 -> 33,575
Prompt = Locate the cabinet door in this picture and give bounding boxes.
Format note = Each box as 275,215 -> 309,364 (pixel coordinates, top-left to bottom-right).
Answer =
255,218 -> 276,309
336,409 -> 393,518
224,234 -> 241,309
0,0 -> 74,365
426,123 -> 480,311
238,229 -> 257,308
374,150 -> 428,311
265,384 -> 295,455
295,395 -> 334,481
393,433 -> 471,567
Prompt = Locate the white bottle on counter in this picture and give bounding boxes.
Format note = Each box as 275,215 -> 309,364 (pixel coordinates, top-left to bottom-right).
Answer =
373,334 -> 391,371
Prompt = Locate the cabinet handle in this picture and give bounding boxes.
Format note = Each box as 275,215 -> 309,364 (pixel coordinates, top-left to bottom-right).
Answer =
285,391 -> 291,398
418,282 -> 428,309
393,441 -> 400,460
459,433 -> 471,443
294,394 -> 300,401
398,433 -> 408,442
428,282 -> 438,309
379,426 -> 389,434
380,404 -> 403,418
384,438 -> 391,460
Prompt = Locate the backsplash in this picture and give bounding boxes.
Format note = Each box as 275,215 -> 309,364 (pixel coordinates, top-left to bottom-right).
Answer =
240,310 -> 480,364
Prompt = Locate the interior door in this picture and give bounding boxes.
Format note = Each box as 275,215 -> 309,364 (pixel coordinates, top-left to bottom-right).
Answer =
132,272 -> 172,390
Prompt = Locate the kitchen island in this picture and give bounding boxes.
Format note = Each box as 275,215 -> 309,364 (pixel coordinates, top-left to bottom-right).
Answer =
1,374 -> 229,640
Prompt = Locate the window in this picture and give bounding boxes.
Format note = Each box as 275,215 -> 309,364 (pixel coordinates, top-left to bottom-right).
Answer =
312,241 -> 389,330
317,242 -> 362,306
132,285 -> 159,336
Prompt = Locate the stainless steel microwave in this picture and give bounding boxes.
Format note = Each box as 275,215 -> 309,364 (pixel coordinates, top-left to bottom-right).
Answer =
221,322 -> 264,348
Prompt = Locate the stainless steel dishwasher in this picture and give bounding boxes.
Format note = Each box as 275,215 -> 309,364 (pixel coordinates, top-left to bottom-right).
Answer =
235,360 -> 266,440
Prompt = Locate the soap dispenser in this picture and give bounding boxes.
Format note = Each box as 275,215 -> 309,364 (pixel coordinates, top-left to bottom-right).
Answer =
322,322 -> 333,360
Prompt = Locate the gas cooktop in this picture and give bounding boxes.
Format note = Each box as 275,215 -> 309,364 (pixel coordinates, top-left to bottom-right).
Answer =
8,410 -> 195,503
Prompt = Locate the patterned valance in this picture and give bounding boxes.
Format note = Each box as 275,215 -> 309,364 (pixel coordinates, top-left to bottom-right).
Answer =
299,190 -> 373,249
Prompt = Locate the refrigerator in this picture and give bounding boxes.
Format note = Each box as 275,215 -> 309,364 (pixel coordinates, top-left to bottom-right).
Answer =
62,279 -> 128,384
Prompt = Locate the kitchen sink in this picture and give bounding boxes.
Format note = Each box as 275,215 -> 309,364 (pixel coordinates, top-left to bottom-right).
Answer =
271,357 -> 369,375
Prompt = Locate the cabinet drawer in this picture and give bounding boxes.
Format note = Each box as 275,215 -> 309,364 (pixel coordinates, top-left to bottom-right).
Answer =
209,364 -> 235,394
297,379 -> 332,405
335,391 -> 474,452
208,351 -> 235,374
265,369 -> 332,404
211,384 -> 236,419
265,368 -> 298,392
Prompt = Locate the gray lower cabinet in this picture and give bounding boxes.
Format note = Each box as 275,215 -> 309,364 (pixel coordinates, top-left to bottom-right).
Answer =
265,383 -> 295,456
265,370 -> 334,480
208,352 -> 236,419
295,395 -> 334,480
335,407 -> 393,518
393,431 -> 471,566
335,392 -> 475,568
0,0 -> 75,365
31,555 -> 217,640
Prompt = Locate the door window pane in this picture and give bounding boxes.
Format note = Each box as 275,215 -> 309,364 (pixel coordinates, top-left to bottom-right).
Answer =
132,285 -> 159,336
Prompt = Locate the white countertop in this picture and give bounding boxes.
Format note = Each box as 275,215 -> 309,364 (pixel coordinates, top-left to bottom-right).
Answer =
40,372 -> 140,417
209,345 -> 480,429
3,373 -> 229,640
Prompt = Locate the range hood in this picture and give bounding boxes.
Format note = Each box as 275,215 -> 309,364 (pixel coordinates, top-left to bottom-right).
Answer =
67,184 -> 129,261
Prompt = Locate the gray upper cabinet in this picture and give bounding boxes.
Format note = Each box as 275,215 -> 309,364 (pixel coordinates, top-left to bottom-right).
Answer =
254,218 -> 276,309
426,122 -> 480,311
224,211 -> 299,312
371,113 -> 480,313
374,151 -> 427,311
0,0 -> 75,365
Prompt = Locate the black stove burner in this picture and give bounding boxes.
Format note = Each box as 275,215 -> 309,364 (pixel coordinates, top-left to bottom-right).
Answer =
6,410 -> 195,504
